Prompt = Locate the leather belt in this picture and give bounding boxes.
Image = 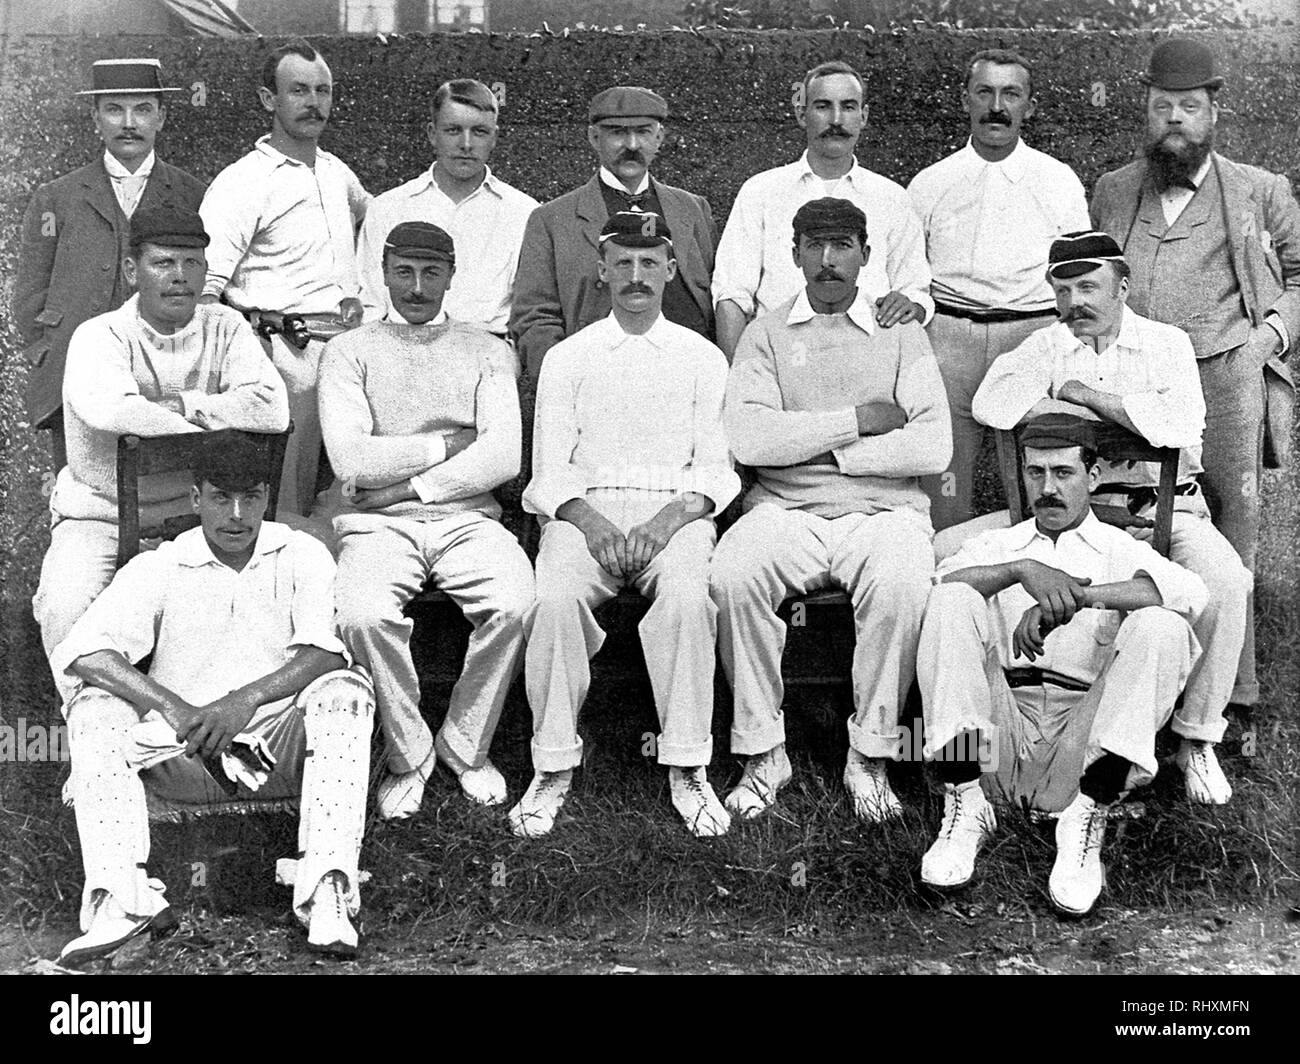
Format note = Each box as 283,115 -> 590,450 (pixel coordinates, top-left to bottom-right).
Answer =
935,302 -> 1058,324
1094,479 -> 1199,516
1004,667 -> 1090,692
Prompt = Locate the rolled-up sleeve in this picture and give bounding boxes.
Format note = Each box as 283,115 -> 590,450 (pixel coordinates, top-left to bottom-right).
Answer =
50,552 -> 166,700
711,178 -> 765,316
1116,538 -> 1209,620
286,537 -> 349,660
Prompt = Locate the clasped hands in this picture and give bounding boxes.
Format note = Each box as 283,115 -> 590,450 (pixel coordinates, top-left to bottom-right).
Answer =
582,509 -> 677,579
1012,559 -> 1095,662
162,689 -> 262,761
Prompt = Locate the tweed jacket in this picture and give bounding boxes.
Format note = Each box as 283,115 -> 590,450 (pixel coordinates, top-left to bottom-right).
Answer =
508,174 -> 717,383
1090,152 -> 1300,467
14,156 -> 207,430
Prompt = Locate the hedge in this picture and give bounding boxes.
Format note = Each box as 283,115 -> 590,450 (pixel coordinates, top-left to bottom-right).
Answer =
2,27 -> 1297,607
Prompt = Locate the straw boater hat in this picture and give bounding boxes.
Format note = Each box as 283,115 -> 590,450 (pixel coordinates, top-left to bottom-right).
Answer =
75,58 -> 182,97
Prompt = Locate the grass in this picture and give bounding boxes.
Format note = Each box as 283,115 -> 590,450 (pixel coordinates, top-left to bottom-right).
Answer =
1,435 -> 1297,957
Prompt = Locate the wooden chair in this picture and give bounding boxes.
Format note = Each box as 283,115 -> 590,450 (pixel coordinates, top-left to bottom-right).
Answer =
116,425 -> 293,570
995,421 -> 1179,557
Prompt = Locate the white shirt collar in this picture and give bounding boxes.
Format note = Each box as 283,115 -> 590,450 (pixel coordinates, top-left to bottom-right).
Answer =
424,162 -> 499,198
962,137 -> 1027,182
1007,509 -> 1110,553
254,134 -> 320,168
787,285 -> 876,334
600,311 -> 672,349
599,167 -> 650,196
1054,305 -> 1141,358
173,520 -> 293,569
104,149 -> 155,180
796,150 -> 865,187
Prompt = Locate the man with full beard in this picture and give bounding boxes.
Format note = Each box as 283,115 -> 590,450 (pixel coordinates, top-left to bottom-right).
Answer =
1091,38 -> 1300,734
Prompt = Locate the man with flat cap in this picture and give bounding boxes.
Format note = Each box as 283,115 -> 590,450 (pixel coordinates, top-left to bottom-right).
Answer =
907,48 -> 1090,531
32,207 -> 289,675
509,86 -> 717,382
15,58 -> 206,468
917,413 -> 1206,916
971,230 -> 1251,805
710,197 -> 951,825
512,210 -> 738,839
1091,38 -> 1300,729
320,221 -> 534,819
712,60 -> 933,360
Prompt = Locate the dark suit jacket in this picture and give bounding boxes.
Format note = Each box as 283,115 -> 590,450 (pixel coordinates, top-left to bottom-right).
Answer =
14,157 -> 207,430
508,174 -> 717,383
1091,153 -> 1300,467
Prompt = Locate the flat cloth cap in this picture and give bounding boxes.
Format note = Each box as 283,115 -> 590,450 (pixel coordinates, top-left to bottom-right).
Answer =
589,86 -> 668,122
1020,413 -> 1097,452
600,210 -> 673,249
1047,230 -> 1125,280
1139,38 -> 1224,92
76,58 -> 181,97
792,197 -> 868,240
384,221 -> 455,262
129,207 -> 209,250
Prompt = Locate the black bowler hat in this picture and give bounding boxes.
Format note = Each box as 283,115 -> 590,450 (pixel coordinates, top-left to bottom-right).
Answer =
599,210 -> 674,249
1047,230 -> 1125,280
792,197 -> 868,243
129,207 -> 209,251
384,221 -> 455,262
76,58 -> 181,97
1138,39 -> 1224,92
1020,413 -> 1098,452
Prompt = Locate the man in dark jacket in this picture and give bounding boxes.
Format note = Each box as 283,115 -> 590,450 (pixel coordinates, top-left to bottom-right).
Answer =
14,58 -> 206,467
509,86 -> 717,384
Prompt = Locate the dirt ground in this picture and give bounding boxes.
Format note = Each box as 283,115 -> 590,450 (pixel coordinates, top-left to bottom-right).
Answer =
4,901 -> 1297,975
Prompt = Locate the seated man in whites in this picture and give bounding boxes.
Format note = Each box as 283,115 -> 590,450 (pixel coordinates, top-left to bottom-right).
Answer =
32,206 -> 289,674
919,414 -> 1207,916
710,198 -> 952,823
321,221 -> 534,818
511,210 -> 739,839
970,231 -> 1251,805
50,432 -> 374,965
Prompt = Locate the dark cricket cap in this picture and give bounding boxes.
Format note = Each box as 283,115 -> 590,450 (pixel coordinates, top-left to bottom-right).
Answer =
1020,413 -> 1097,452
384,221 -> 455,262
599,210 -> 674,249
588,86 -> 668,123
1047,230 -> 1125,280
792,197 -> 868,240
129,207 -> 210,250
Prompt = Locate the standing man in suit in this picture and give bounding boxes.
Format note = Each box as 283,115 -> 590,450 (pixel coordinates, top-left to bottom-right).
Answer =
509,86 -> 717,382
1090,38 -> 1300,721
14,58 -> 206,468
